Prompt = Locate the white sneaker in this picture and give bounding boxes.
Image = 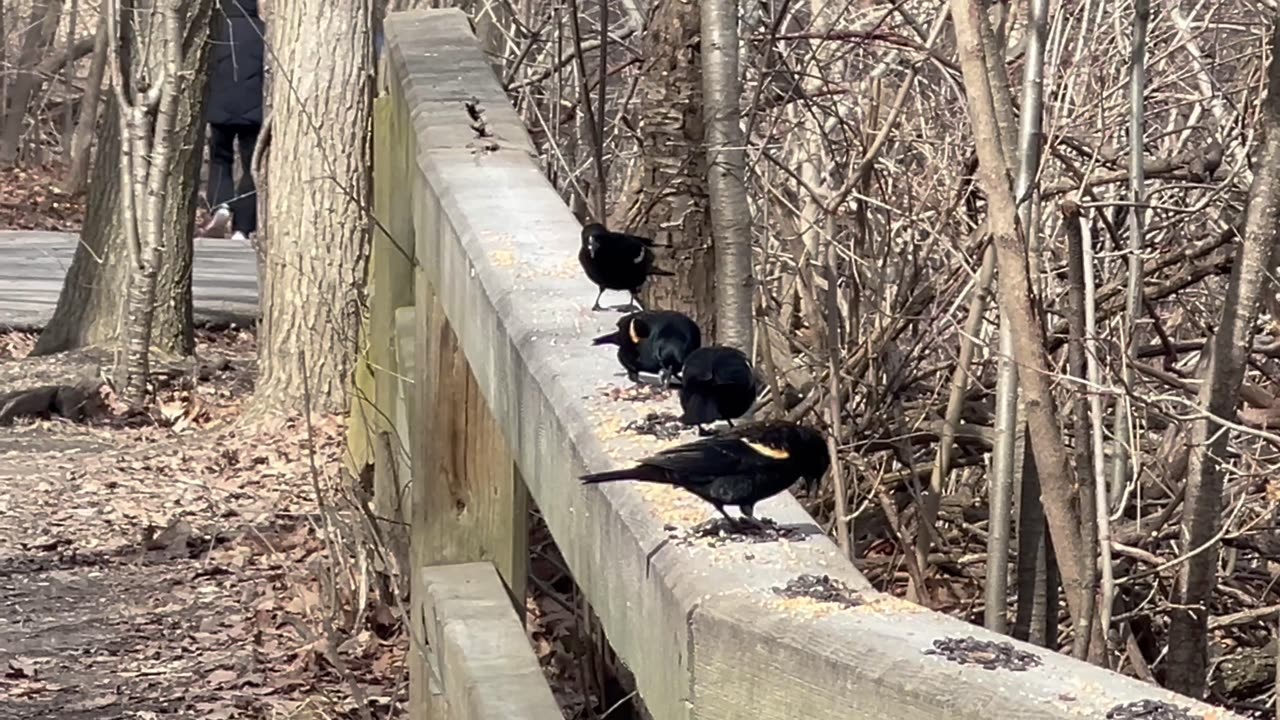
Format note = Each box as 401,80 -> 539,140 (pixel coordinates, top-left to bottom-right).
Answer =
202,206 -> 232,236
230,231 -> 248,241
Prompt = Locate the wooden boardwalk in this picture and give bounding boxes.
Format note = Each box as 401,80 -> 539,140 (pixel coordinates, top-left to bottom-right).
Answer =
0,231 -> 258,329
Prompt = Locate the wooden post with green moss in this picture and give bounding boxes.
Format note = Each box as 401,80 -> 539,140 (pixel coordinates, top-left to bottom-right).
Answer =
350,67 -> 419,570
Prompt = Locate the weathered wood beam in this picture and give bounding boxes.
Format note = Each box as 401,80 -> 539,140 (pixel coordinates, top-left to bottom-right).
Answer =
419,562 -> 561,720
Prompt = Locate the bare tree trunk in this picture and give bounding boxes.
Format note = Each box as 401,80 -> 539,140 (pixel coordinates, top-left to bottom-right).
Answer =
251,0 -> 374,416
1062,200 -> 1099,660
1111,0 -> 1149,511
951,0 -> 1090,630
700,0 -> 752,351
1079,192 -> 1115,664
64,24 -> 108,194
928,243 -> 997,622
111,0 -> 203,403
34,2 -> 210,359
979,0 -> 1022,635
566,0 -> 604,219
608,0 -> 714,336
0,0 -> 65,164
1164,18 -> 1280,698
63,0 -> 80,150
0,0 -> 7,114
1012,445 -> 1055,646
988,0 -> 1049,638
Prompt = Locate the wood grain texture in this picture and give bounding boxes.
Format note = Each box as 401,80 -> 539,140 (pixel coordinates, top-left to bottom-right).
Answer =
420,562 -> 560,720
411,283 -> 527,600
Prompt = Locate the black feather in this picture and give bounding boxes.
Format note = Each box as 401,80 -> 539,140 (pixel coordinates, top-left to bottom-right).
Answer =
592,310 -> 701,383
578,223 -> 674,311
679,346 -> 758,426
580,420 -> 830,522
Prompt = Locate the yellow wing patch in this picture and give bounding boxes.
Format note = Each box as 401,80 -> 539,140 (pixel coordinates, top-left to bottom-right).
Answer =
628,319 -> 641,345
741,439 -> 790,460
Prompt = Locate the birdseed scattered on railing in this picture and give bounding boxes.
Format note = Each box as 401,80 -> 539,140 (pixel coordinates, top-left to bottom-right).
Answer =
602,384 -> 675,404
622,411 -> 684,440
666,517 -> 809,547
772,573 -> 864,608
923,636 -> 1042,671
1104,699 -> 1198,720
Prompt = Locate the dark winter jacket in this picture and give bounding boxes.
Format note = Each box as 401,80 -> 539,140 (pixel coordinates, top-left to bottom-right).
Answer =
206,0 -> 265,126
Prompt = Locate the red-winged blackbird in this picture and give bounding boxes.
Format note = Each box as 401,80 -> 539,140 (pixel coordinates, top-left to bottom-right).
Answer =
678,346 -> 757,429
592,310 -> 702,386
579,223 -> 675,311
580,420 -> 829,524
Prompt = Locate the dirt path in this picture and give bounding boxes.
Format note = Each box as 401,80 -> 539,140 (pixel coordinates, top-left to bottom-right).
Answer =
0,332 -> 404,719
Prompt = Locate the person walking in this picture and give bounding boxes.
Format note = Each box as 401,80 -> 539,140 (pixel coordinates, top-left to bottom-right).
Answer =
202,0 -> 265,241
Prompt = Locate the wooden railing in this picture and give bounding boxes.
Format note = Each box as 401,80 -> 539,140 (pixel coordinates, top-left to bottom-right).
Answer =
416,563 -> 561,719
354,9 -> 1246,720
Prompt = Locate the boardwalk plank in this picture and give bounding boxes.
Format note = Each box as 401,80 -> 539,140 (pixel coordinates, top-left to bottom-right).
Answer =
0,231 -> 259,328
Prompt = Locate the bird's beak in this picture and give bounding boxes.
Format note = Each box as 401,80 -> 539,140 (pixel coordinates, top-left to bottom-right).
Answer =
592,331 -> 620,346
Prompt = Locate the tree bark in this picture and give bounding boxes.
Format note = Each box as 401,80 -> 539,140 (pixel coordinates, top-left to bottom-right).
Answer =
113,0 -> 204,403
33,4 -> 210,358
1164,17 -> 1280,698
700,0 -> 753,351
64,25 -> 109,194
63,0 -> 80,148
1062,200 -> 1100,661
950,0 -> 1090,630
608,0 -> 714,337
0,0 -> 64,164
0,0 -> 7,116
251,0 -> 374,416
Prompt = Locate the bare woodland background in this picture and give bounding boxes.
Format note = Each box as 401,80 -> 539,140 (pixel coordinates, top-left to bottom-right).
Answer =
4,0 -> 1280,716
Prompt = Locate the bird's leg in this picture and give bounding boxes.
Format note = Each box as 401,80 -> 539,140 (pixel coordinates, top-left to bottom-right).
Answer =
737,504 -> 766,530
725,419 -> 736,429
627,291 -> 645,311
591,288 -> 606,311
696,424 -> 714,437
658,367 -> 673,389
714,505 -> 739,530
627,370 -> 641,384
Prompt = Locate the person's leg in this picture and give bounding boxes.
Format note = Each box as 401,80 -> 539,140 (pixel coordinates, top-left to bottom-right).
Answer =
204,124 -> 237,235
231,124 -> 261,236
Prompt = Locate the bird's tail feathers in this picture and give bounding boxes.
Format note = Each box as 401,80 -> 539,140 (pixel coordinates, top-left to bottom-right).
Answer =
580,465 -> 667,484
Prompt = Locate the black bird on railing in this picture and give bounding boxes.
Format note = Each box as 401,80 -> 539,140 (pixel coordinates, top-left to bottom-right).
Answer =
580,420 -> 829,526
578,223 -> 674,312
678,346 -> 758,431
592,310 -> 701,386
